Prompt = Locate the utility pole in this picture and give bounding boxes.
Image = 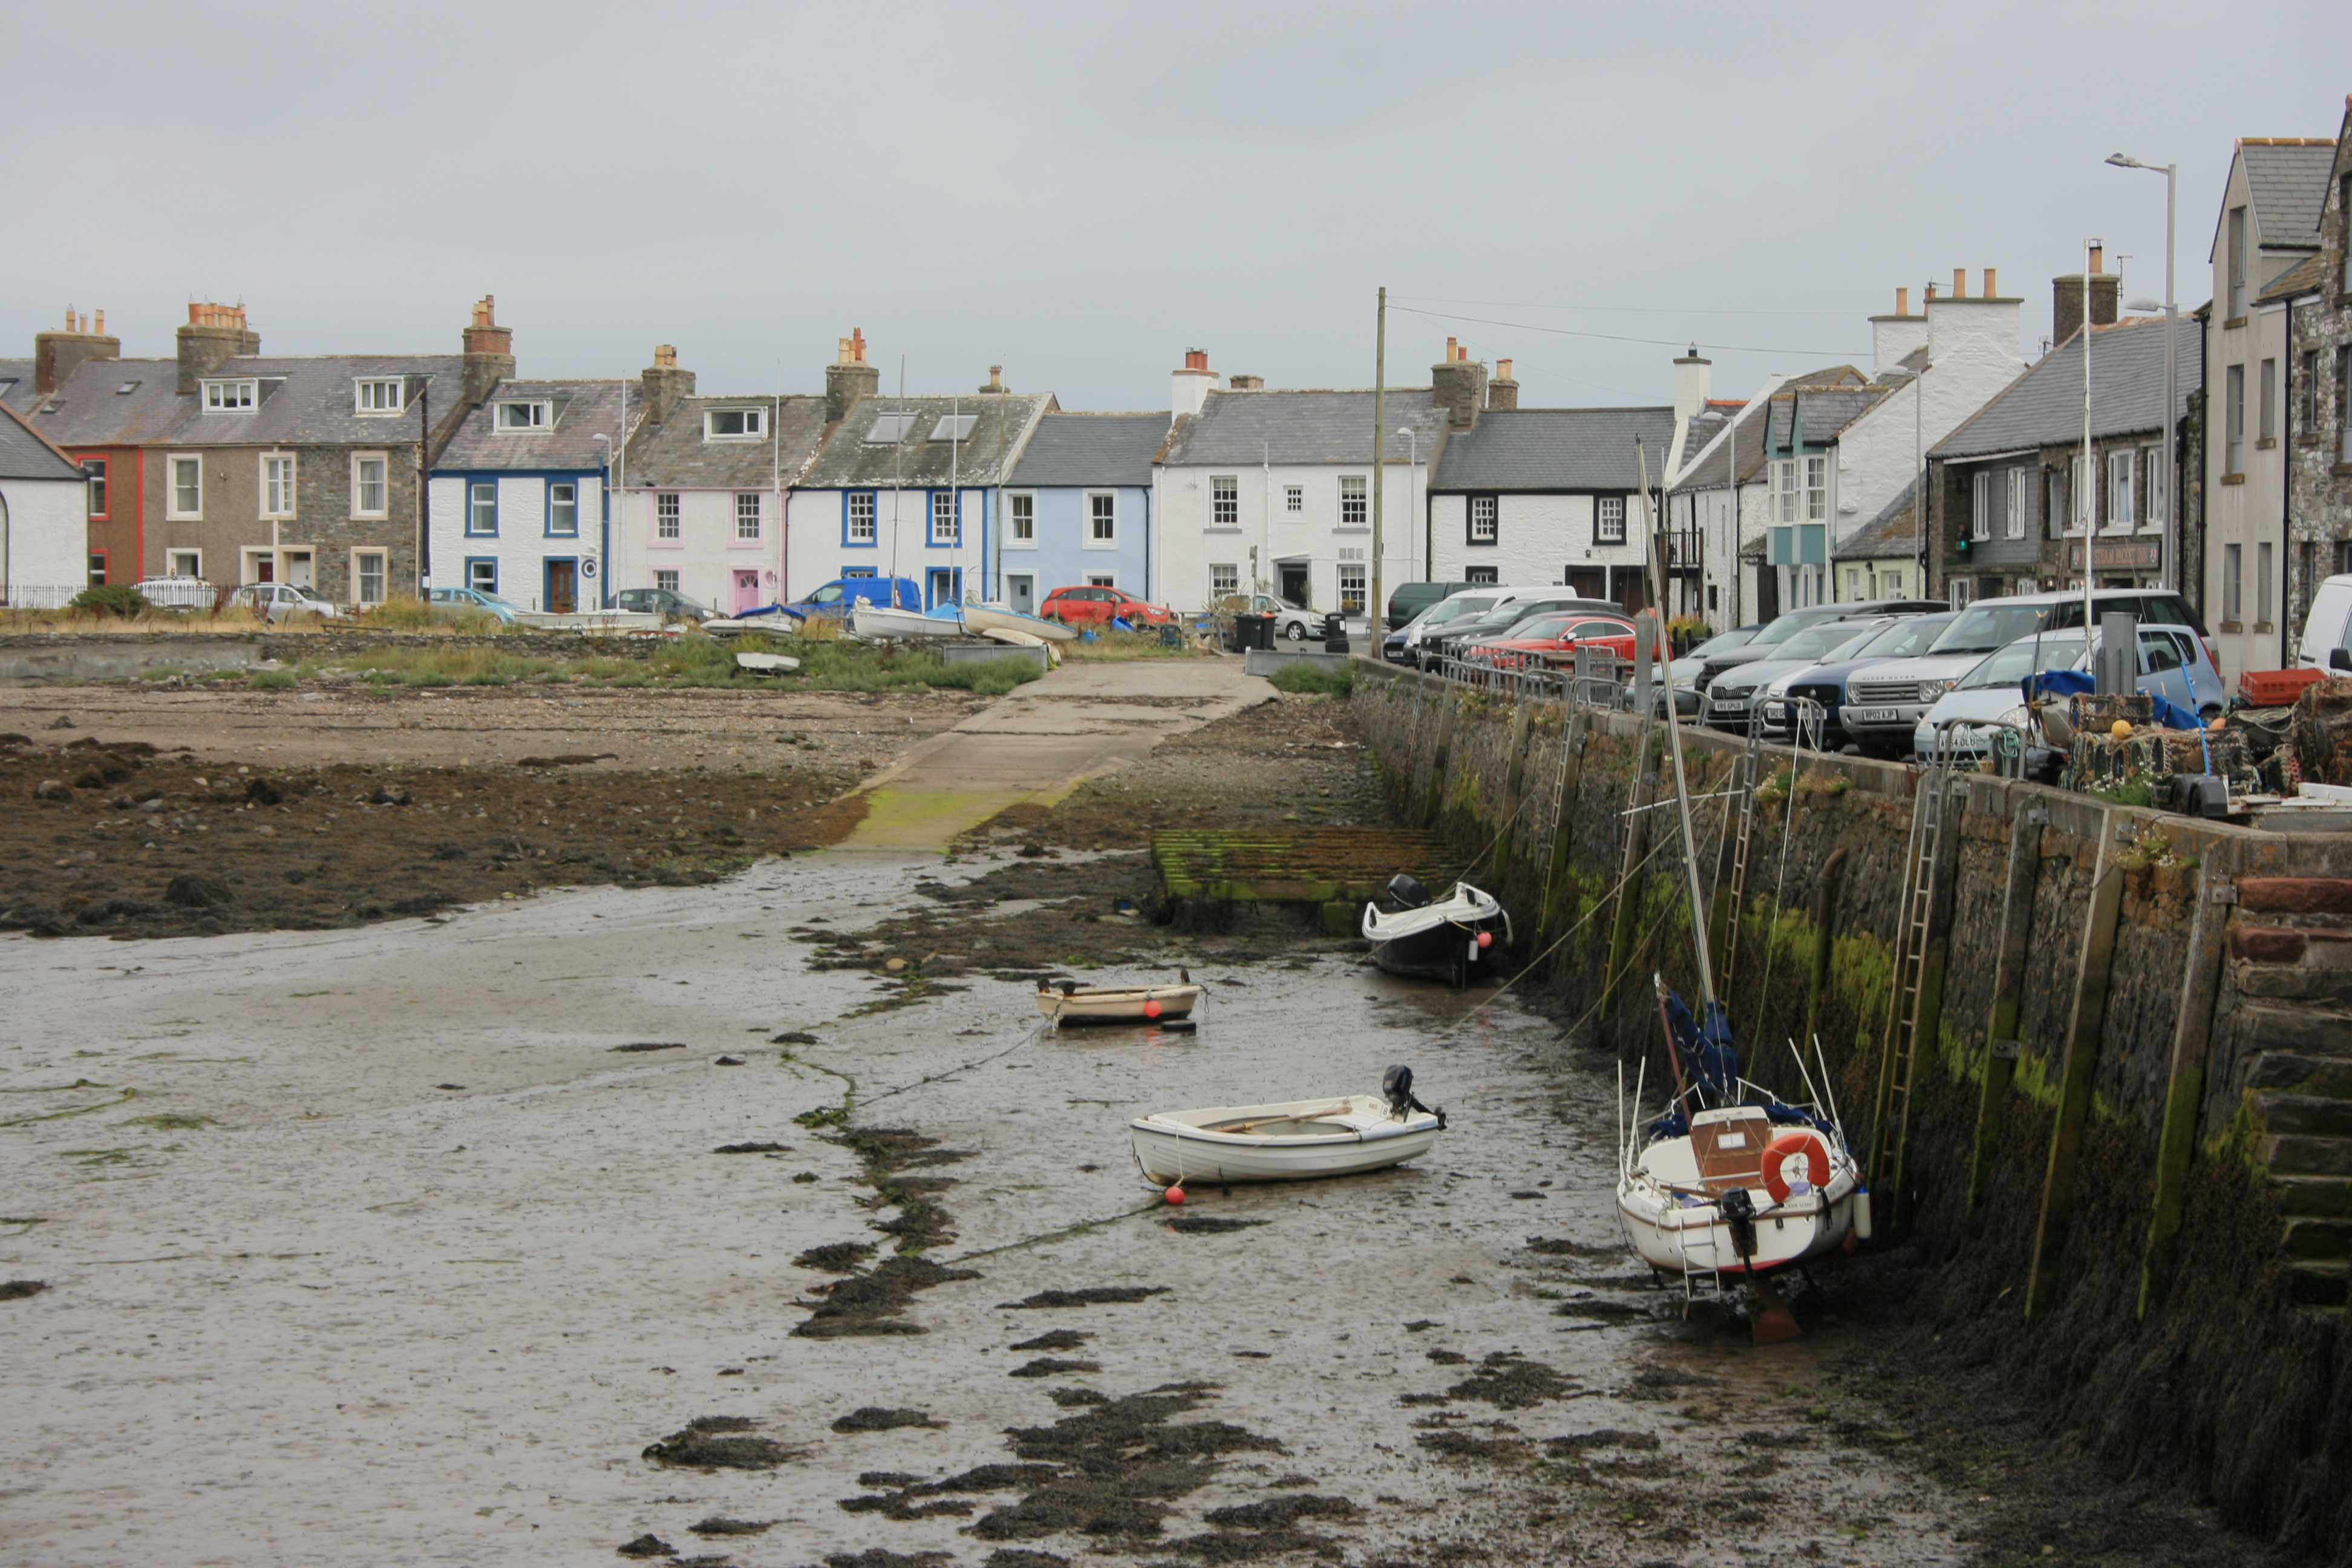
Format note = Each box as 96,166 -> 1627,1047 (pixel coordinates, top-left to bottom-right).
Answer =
1371,287 -> 1387,653
2082,238 -> 2097,638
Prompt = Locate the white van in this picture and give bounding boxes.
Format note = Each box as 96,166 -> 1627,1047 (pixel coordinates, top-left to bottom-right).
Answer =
2297,574 -> 2352,673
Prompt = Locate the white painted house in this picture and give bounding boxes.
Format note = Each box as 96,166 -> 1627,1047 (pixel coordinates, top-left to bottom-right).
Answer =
0,400 -> 87,605
428,379 -> 633,612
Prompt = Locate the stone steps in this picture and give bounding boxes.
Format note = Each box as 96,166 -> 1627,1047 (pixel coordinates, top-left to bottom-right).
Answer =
2252,1091 -> 2352,1138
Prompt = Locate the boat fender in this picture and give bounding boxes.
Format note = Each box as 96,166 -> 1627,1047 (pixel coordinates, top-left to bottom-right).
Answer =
1852,1187 -> 1874,1243
1760,1129 -> 1832,1204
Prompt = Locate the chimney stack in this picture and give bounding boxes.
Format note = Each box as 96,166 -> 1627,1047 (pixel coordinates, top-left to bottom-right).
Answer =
1487,357 -> 1518,411
460,294 -> 515,405
1672,348 -> 1711,423
174,301 -> 258,394
35,302 -> 123,395
825,328 -> 878,422
1227,374 -> 1264,391
1429,341 -> 1486,431
642,343 -> 697,425
2052,258 -> 2122,345
978,364 -> 1007,394
1952,267 -> 1968,299
1171,347 -> 1217,422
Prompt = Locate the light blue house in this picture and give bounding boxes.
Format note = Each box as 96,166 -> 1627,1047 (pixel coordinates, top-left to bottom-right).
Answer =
998,413 -> 1165,615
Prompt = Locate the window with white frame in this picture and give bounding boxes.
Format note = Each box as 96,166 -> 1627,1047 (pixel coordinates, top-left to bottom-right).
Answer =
1087,573 -> 1117,588
656,492 -> 681,539
2259,358 -> 2278,442
2106,449 -> 2134,530
353,550 -> 387,606
549,482 -> 578,537
352,454 -> 387,517
930,490 -> 956,544
1211,475 -> 1238,528
1805,454 -> 1828,520
1596,495 -> 1627,544
2142,447 -> 2165,531
842,565 -> 877,578
655,569 -> 680,593
468,558 -> 497,595
1339,475 -> 1368,527
1465,565 -> 1498,586
167,550 -> 201,578
2225,364 -> 2245,474
1210,563 -> 1240,598
354,378 -> 404,414
1772,459 -> 1797,522
2005,469 -> 2027,540
1009,493 -> 1035,543
2258,541 -> 2275,626
263,454 -> 296,517
169,455 -> 201,518
496,400 -> 549,430
1468,494 -> 1498,543
736,492 -> 762,540
468,482 -> 495,535
1087,492 -> 1116,544
928,413 -> 976,443
1339,562 -> 1366,613
2223,543 -> 2243,623
82,459 -> 107,518
1284,485 -> 1302,514
706,407 -> 765,440
847,492 -> 876,541
1950,576 -> 1972,609
1970,471 -> 1991,541
203,379 -> 256,412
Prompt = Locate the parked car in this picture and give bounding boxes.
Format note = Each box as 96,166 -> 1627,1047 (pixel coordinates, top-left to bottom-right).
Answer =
1217,593 -> 1320,641
1387,580 -> 1474,632
789,577 -> 921,621
423,586 -> 522,625
1703,618 -> 1895,733
133,576 -> 217,613
1463,612 -> 1637,679
613,586 -> 716,622
1420,596 -> 1622,668
1690,599 -> 1947,694
1760,613 -> 1956,749
229,582 -> 342,622
1654,624 -> 1760,716
1913,623 -> 2224,759
1044,584 -> 1174,627
1391,586 -> 1557,665
2293,573 -> 2352,672
1843,589 -> 2204,759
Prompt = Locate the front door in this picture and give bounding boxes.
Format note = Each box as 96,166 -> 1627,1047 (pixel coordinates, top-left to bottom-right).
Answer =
1569,568 -> 1605,601
284,551 -> 313,589
547,559 -> 579,615
733,569 -> 761,613
926,568 -> 958,611
253,554 -> 275,584
1007,574 -> 1034,614
1278,561 -> 1311,608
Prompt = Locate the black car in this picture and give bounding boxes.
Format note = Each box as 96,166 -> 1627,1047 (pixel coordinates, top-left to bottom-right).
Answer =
1422,596 -> 1622,666
1691,599 -> 1946,691
1387,580 -> 1475,632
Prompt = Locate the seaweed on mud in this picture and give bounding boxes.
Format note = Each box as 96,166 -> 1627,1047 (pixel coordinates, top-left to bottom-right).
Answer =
1048,1387 -> 1109,1407
822,1553 -> 956,1568
1552,1298 -> 1650,1322
831,1406 -> 946,1432
612,1042 -> 685,1053
1009,1357 -> 1101,1378
1,1280 -> 49,1300
616,1532 -> 673,1557
794,1255 -> 979,1339
795,1240 -> 876,1272
967,1385 -> 1286,1543
1424,1349 -> 1468,1365
713,1140 -> 790,1154
1623,1366 -> 1720,1401
1445,1353 -> 1579,1410
1544,1429 -> 1662,1455
860,1471 -> 928,1488
838,1491 -> 975,1520
1416,1431 -> 1528,1459
998,1285 -> 1169,1310
1010,1329 -> 1092,1351
688,1517 -> 771,1535
1158,1526 -> 1347,1561
642,1414 -> 799,1470
983,1552 -> 1072,1568
1161,1215 -> 1267,1235
1523,1236 -> 1625,1258
1202,1495 -> 1359,1528
926,1464 -> 1064,1493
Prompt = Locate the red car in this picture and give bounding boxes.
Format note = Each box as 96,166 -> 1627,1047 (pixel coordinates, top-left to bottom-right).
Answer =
1466,612 -> 1637,672
1040,585 -> 1173,626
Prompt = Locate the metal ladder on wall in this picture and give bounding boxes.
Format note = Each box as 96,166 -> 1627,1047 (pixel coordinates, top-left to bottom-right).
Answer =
1716,725 -> 1769,997
1869,729 -> 1961,1215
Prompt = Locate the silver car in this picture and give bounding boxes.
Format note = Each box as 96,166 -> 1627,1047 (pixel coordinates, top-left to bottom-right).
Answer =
229,583 -> 341,622
1913,623 -> 2225,759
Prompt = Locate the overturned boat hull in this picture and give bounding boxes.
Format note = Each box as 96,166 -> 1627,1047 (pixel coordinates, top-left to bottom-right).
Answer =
1129,1093 -> 1442,1184
852,605 -> 956,639
966,602 -> 1077,643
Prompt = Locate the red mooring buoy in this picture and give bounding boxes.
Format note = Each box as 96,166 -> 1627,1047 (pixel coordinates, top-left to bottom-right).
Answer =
1165,1184 -> 1187,1205
1477,930 -> 1494,949
1144,998 -> 1163,1019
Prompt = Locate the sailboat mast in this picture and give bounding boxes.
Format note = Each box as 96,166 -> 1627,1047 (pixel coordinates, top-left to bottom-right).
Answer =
1638,437 -> 1717,1013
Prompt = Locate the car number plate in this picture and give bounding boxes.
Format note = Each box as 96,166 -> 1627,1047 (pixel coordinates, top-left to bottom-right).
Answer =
1848,706 -> 1899,724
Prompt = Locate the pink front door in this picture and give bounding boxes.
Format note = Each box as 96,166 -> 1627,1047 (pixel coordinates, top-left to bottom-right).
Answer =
734,570 -> 761,613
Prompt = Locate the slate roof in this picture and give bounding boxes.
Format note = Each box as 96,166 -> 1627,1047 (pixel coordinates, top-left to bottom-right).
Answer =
0,359 -> 36,414
624,393 -> 830,489
1008,413 -> 1168,488
27,359 -> 191,447
0,399 -> 83,482
438,380 -> 636,472
1932,316 -> 2201,459
2241,140 -> 2336,247
1431,407 -> 1674,491
797,393 -> 1053,489
1765,384 -> 1893,449
1833,478 -> 1918,561
1158,389 -> 1451,467
146,354 -> 467,448
2257,251 -> 2327,305
1670,369 -> 1870,492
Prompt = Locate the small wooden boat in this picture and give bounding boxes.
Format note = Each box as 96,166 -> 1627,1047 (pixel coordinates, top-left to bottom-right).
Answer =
852,604 -> 956,639
1129,1068 -> 1446,1185
1036,978 -> 1201,1025
967,601 -> 1077,642
1360,875 -> 1509,986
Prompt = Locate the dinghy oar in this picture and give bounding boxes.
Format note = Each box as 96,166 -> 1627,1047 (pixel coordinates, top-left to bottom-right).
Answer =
1224,1102 -> 1353,1134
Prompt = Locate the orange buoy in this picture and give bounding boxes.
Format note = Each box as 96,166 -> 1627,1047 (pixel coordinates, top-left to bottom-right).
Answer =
1164,1184 -> 1186,1205
2111,719 -> 2133,739
1143,998 -> 1162,1019
1475,930 -> 1494,949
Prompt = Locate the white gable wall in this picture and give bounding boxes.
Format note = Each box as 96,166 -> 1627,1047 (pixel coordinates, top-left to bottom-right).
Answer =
1,474 -> 87,602
1155,460 -> 1419,614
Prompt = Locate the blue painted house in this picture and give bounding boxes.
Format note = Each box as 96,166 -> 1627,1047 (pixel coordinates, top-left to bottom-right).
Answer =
999,413 -> 1166,616
428,380 -> 632,611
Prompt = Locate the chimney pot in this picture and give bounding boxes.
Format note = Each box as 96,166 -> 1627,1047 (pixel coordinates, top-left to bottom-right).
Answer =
2089,244 -> 2104,275
1443,336 -> 1457,362
1926,283 -> 1938,301
94,309 -> 103,335
825,333 -> 879,423
65,304 -> 76,330
1184,348 -> 1209,372
1983,267 -> 1998,298
1953,267 -> 1967,298
1497,358 -> 1512,380
1896,286 -> 1909,316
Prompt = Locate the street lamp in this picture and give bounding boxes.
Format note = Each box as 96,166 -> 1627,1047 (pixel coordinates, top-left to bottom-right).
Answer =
2106,151 -> 2178,592
1396,427 -> 1420,586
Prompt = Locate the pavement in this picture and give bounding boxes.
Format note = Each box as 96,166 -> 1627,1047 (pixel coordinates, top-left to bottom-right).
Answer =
840,653 -> 1274,850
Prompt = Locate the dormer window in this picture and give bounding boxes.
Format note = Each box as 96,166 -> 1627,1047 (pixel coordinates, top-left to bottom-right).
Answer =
355,377 -> 405,414
705,407 -> 765,440
496,400 -> 550,430
204,379 -> 257,412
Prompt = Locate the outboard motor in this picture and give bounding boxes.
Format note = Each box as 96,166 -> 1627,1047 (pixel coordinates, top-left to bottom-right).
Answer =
1382,1064 -> 1448,1130
1385,873 -> 1430,910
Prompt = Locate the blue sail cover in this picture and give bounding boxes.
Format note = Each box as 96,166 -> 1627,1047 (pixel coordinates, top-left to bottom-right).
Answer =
1662,988 -> 1740,1100
2028,668 -> 2200,733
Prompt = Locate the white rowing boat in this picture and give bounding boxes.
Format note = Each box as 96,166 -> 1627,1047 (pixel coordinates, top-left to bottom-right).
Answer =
1036,981 -> 1201,1025
1129,1077 -> 1445,1185
852,604 -> 957,639
966,601 -> 1077,642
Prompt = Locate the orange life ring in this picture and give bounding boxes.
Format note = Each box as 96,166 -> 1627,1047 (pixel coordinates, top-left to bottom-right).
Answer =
1761,1129 -> 1831,1203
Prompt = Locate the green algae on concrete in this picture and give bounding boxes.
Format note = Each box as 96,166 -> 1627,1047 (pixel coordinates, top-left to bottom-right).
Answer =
844,787 -> 1039,851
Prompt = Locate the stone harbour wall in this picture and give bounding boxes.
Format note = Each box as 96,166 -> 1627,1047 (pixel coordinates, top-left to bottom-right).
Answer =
1350,656 -> 2352,1560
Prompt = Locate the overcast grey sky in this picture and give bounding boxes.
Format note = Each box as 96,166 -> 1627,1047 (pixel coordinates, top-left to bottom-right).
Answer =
4,1 -> 2346,411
